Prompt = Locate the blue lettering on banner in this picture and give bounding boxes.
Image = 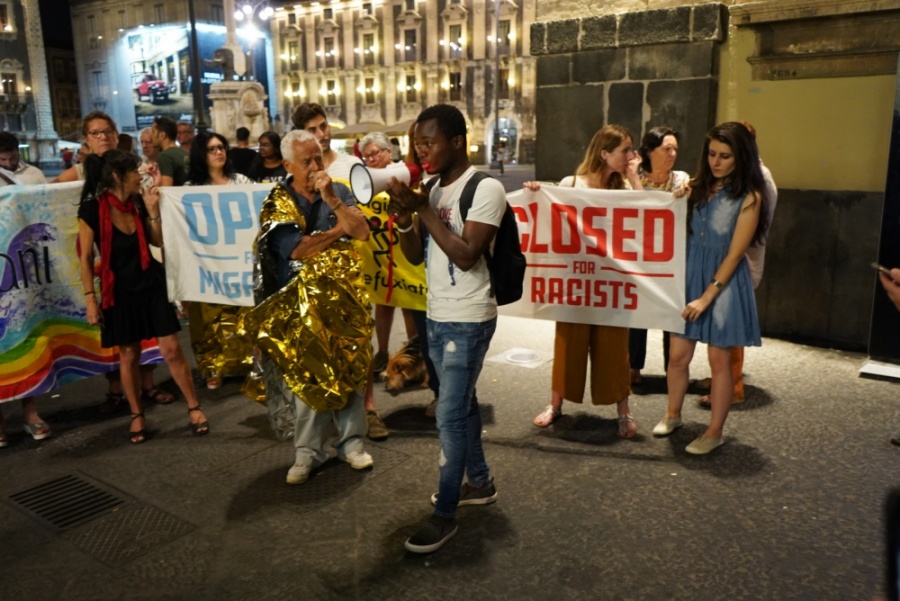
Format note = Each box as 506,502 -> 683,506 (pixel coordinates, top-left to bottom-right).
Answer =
183,190 -> 269,248
184,193 -> 218,245
199,267 -> 254,299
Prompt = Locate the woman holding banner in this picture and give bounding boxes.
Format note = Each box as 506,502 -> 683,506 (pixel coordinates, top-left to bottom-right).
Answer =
185,132 -> 254,390
628,126 -> 691,388
529,125 -> 643,439
652,122 -> 769,455
78,150 -> 210,444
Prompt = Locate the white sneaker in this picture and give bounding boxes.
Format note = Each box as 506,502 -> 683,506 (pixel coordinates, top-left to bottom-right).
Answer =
286,462 -> 312,484
342,449 -> 374,470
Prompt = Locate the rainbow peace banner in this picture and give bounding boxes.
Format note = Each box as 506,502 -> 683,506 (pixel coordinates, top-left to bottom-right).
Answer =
0,183 -> 161,403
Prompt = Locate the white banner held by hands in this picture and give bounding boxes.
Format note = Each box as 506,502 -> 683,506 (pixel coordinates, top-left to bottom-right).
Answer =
502,187 -> 687,334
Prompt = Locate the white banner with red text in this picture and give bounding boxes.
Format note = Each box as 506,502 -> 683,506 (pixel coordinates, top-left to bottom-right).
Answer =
502,187 -> 686,334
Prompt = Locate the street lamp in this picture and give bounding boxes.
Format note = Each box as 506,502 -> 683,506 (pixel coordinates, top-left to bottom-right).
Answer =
492,0 -> 501,168
234,1 -> 274,21
187,0 -> 209,133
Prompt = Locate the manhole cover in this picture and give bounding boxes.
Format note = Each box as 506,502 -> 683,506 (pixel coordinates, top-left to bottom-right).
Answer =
8,474 -> 125,531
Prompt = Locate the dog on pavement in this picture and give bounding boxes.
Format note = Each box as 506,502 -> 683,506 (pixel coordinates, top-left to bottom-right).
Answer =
381,336 -> 429,393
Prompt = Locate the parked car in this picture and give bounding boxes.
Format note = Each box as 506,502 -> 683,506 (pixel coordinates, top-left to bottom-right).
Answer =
132,73 -> 169,104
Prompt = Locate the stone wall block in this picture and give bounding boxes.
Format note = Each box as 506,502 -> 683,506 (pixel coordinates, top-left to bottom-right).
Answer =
608,82 -> 644,141
629,41 -> 716,81
691,3 -> 726,42
535,85 -> 604,181
572,48 -> 627,85
619,7 -> 691,47
581,15 -> 617,50
530,22 -> 547,56
829,192 -> 881,346
537,55 -> 572,87
755,190 -> 880,349
546,19 -> 581,55
645,79 -> 717,173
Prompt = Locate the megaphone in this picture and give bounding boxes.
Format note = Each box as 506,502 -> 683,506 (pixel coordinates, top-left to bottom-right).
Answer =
349,161 -> 422,205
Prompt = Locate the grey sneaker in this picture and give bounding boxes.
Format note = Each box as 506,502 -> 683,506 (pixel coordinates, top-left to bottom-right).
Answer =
431,478 -> 497,507
366,410 -> 389,441
404,515 -> 458,554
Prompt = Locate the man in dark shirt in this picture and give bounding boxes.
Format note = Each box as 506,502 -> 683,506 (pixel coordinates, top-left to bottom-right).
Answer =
152,116 -> 189,186
229,127 -> 258,177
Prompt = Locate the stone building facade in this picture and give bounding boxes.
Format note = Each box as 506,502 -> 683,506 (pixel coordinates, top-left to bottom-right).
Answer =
530,0 -> 900,350
45,47 -> 81,141
271,0 -> 537,164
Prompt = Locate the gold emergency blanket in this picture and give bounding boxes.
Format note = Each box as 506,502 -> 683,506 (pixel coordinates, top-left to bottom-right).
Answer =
188,302 -> 253,378
242,184 -> 373,412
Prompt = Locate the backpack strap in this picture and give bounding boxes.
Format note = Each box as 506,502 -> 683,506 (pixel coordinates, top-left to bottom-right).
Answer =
457,171 -> 491,222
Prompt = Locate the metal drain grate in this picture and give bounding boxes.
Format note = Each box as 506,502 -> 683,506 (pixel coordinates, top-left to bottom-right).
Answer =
9,474 -> 125,531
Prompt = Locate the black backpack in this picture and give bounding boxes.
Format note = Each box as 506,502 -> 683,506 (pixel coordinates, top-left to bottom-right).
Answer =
457,172 -> 526,305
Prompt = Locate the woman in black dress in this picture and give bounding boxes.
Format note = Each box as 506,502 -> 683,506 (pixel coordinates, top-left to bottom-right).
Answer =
77,150 -> 210,443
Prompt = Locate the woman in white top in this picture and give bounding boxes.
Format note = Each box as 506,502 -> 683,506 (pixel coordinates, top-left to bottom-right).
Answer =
185,132 -> 253,389
529,125 -> 644,438
629,127 -> 690,388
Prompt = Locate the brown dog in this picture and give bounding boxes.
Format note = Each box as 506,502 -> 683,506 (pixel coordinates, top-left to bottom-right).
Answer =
381,336 -> 429,393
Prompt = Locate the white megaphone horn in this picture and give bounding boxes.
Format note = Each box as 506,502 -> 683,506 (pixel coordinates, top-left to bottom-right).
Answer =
349,161 -> 422,205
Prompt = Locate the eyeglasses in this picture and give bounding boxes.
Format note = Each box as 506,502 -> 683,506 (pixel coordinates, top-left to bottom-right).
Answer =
87,129 -> 116,139
207,145 -> 227,154
363,148 -> 388,161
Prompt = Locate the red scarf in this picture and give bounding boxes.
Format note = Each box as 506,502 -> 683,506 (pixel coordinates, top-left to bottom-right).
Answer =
98,190 -> 150,309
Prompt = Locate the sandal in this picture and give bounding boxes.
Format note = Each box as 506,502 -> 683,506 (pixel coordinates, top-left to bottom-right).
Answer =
141,386 -> 175,405
24,421 -> 52,441
698,394 -> 745,407
206,375 -> 222,390
533,404 -> 562,428
187,405 -> 209,436
129,413 -> 147,445
617,414 -> 637,439
100,391 -> 126,414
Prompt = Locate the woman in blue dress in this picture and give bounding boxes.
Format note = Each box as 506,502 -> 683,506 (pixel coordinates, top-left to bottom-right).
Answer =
652,122 -> 770,455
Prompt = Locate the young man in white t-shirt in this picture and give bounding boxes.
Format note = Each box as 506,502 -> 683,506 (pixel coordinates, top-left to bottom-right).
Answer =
388,104 -> 507,554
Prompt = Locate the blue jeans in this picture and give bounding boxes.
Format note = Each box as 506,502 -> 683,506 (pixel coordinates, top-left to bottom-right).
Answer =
427,317 -> 497,518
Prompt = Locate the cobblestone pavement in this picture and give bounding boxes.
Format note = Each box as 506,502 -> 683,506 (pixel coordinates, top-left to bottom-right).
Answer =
1,315 -> 897,600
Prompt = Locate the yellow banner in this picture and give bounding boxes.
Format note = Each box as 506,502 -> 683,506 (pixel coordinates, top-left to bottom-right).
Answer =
356,192 -> 427,310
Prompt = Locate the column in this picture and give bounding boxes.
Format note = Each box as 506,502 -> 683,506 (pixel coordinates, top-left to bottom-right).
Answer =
21,0 -> 58,167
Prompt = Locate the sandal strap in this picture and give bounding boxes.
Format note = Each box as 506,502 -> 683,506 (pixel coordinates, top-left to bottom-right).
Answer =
131,412 -> 145,421
187,405 -> 203,414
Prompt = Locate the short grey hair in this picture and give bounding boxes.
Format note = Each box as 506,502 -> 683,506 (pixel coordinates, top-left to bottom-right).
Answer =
359,131 -> 391,152
139,127 -> 153,139
281,129 -> 319,162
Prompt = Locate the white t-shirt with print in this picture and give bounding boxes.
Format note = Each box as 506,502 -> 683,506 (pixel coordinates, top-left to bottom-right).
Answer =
426,166 -> 507,323
326,152 -> 362,183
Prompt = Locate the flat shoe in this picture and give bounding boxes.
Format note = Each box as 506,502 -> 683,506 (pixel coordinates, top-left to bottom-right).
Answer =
652,416 -> 683,437
24,422 -> 52,441
0,433 -> 7,448
686,434 -> 724,455
533,404 -> 562,428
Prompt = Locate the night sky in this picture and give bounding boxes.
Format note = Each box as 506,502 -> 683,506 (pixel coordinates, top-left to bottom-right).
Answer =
39,0 -> 74,50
